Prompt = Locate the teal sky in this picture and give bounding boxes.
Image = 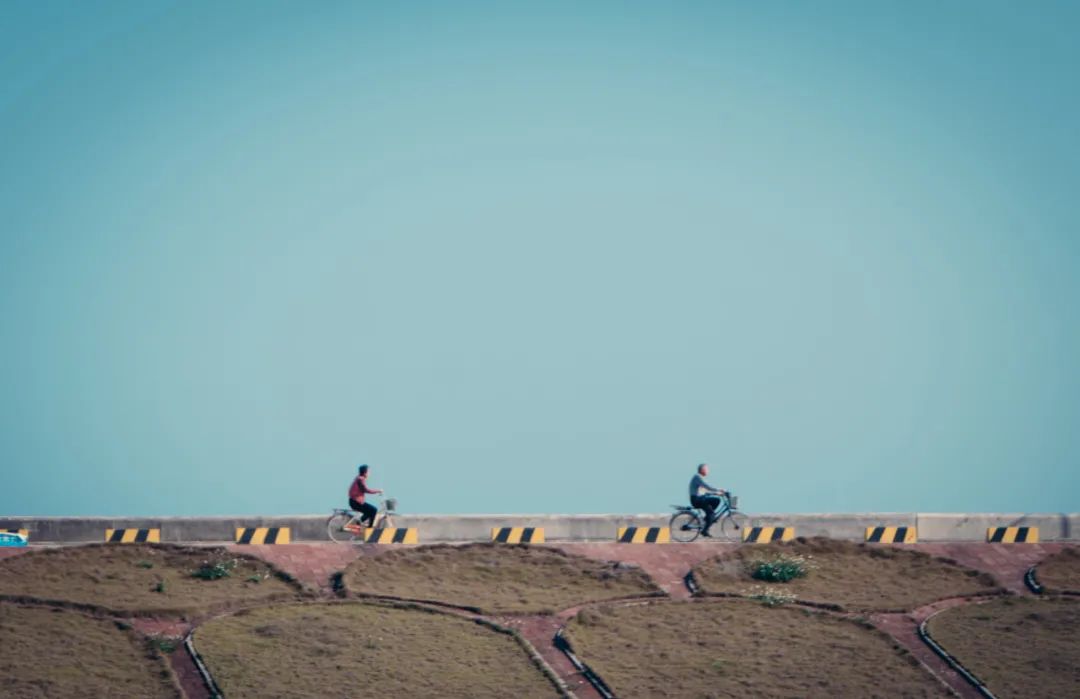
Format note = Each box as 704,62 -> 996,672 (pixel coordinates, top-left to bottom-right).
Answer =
2,1 -> 1078,516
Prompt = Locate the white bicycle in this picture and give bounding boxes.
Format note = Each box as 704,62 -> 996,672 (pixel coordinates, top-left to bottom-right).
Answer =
326,498 -> 396,544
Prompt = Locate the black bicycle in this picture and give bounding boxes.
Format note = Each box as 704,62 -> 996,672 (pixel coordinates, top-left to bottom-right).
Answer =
669,492 -> 747,542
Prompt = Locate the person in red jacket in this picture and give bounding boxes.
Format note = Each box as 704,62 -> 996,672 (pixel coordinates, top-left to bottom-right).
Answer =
348,464 -> 383,527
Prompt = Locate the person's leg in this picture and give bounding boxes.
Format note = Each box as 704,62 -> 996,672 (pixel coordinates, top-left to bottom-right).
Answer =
701,496 -> 721,534
360,502 -> 378,528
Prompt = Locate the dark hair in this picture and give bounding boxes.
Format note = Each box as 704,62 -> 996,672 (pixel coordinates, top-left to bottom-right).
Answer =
358,464 -> 369,476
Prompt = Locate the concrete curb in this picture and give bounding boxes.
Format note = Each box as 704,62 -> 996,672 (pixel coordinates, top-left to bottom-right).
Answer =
184,631 -> 224,699
918,610 -> 996,699
554,629 -> 616,699
1024,566 -> 1043,595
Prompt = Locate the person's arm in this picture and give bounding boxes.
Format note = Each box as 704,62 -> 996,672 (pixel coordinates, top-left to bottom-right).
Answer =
361,478 -> 383,495
702,478 -> 725,495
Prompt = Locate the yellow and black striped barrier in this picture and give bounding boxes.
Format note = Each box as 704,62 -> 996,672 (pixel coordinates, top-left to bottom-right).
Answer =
865,526 -> 917,543
988,526 -> 1038,543
617,527 -> 669,543
105,529 -> 160,543
364,527 -> 418,544
3,529 -> 29,539
492,527 -> 545,544
742,526 -> 795,543
235,527 -> 291,544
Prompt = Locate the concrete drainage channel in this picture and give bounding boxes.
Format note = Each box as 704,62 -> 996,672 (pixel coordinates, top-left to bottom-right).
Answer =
1024,566 -> 1044,594
184,631 -> 223,699
917,611 -> 997,699
553,629 -> 615,699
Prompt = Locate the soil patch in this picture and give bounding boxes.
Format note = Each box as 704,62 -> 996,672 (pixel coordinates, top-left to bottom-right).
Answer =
1034,546 -> 1080,593
0,544 -> 301,617
693,538 -> 1000,611
195,601 -> 560,698
0,604 -> 178,698
564,598 -> 950,698
341,543 -> 661,614
927,597 -> 1080,699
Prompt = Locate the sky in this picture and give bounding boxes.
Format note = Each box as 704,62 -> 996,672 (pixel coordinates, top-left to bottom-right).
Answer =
1,1 -> 1078,516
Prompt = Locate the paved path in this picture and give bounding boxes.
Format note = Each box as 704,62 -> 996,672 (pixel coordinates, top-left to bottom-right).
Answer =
496,613 -> 604,699
227,542 -> 376,592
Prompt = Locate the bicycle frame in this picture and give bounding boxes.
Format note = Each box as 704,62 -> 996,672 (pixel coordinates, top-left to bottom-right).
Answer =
679,494 -> 735,522
339,503 -> 393,531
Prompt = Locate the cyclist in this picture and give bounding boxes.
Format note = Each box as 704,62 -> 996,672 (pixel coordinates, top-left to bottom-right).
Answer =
348,464 -> 383,528
689,463 -> 727,537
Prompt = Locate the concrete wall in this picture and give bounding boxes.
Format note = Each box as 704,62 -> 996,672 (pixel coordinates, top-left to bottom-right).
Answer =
1,513 -> 1077,543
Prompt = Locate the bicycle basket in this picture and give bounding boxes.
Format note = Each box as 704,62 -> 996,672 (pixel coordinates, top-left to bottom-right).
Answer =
384,497 -> 397,513
728,494 -> 738,509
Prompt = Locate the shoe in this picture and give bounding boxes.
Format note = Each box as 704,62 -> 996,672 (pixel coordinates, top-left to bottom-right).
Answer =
701,530 -> 713,538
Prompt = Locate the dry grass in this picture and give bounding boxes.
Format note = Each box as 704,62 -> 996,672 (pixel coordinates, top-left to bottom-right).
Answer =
341,543 -> 661,613
927,597 -> 1080,699
0,604 -> 178,698
693,538 -> 1000,611
564,598 -> 950,698
1035,547 -> 1080,592
0,544 -> 301,616
195,601 -> 559,698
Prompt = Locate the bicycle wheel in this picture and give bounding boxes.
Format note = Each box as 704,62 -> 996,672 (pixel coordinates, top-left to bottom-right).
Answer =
669,511 -> 702,543
327,513 -> 363,543
718,511 -> 749,542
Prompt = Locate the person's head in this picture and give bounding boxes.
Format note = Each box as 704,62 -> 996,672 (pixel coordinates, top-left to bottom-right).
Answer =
697,463 -> 708,477
358,464 -> 369,477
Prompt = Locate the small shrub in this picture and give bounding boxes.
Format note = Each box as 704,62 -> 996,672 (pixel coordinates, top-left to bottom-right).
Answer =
136,561 -> 154,569
743,585 -> 796,607
192,559 -> 238,580
747,554 -> 812,583
151,637 -> 179,654
246,575 -> 262,584
154,580 -> 167,594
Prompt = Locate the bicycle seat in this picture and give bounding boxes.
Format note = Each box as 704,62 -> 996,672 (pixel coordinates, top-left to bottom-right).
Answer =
670,504 -> 695,511
333,508 -> 351,515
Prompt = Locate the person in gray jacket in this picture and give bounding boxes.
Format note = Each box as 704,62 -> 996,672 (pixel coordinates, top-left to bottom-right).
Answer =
689,463 -> 727,537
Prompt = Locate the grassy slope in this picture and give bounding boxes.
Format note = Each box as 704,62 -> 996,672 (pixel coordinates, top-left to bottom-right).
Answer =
928,597 -> 1080,699
0,604 -> 178,699
0,544 -> 300,616
342,543 -> 661,613
693,538 -> 1000,611
1035,547 -> 1080,592
565,599 -> 950,699
196,602 -> 558,699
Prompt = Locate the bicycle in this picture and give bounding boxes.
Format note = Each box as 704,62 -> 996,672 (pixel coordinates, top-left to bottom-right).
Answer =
327,498 -> 397,543
669,492 -> 748,542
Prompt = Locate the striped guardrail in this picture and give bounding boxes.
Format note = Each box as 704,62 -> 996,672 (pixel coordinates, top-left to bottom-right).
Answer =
364,527 -> 418,544
617,527 -> 669,543
866,526 -> 917,543
987,526 -> 1038,543
742,526 -> 795,543
106,528 -> 160,543
235,527 -> 290,544
492,527 -> 544,543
